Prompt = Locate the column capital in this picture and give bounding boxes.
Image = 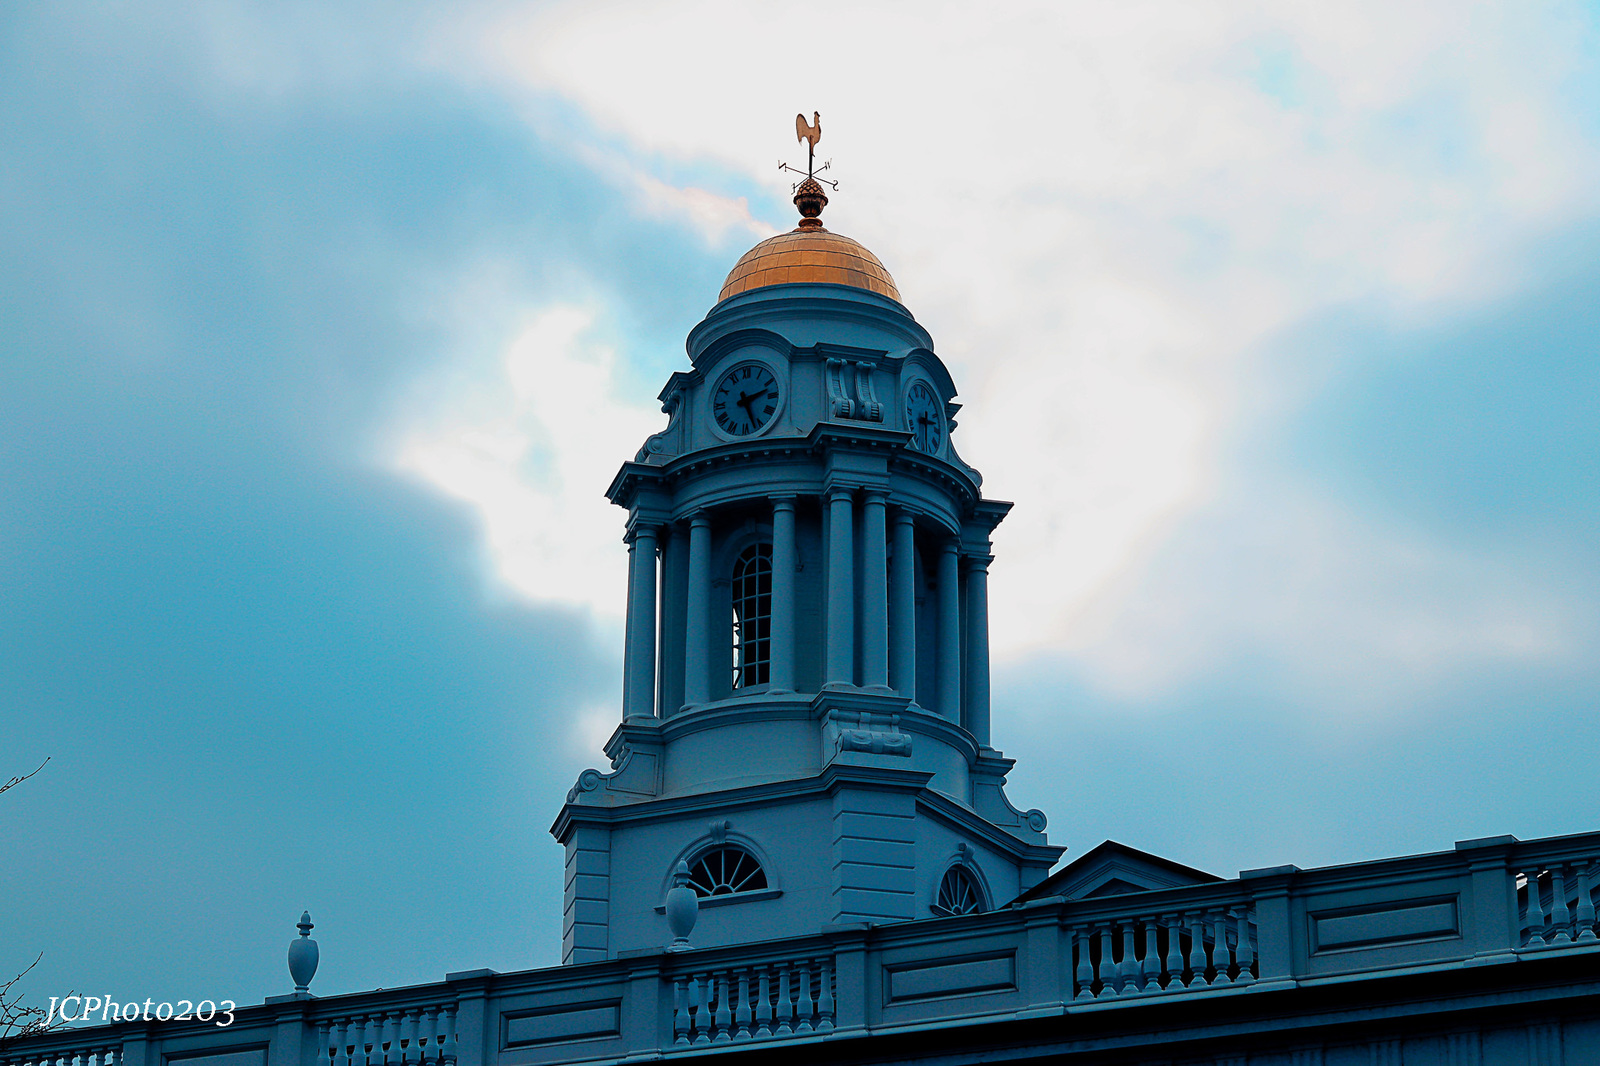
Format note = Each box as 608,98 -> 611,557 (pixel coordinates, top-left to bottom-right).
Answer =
825,484 -> 857,503
625,518 -> 663,543
687,510 -> 713,529
861,488 -> 888,505
770,494 -> 798,510
961,552 -> 995,571
891,508 -> 916,527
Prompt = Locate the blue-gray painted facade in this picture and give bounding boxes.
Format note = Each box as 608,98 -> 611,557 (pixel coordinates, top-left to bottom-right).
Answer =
8,226 -> 1597,1066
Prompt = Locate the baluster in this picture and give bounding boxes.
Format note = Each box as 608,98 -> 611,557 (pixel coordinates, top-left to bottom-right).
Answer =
1095,925 -> 1117,998
691,974 -> 710,1045
796,961 -> 815,1033
421,1007 -> 439,1066
403,1011 -> 420,1066
1551,866 -> 1573,942
316,1023 -> 331,1066
816,956 -> 835,1032
1576,865 -> 1597,941
734,970 -> 752,1040
672,977 -> 689,1046
1073,926 -> 1095,1001
352,1011 -> 369,1062
756,969 -> 773,1037
709,972 -> 730,1043
329,1017 -> 346,1066
1140,919 -> 1161,993
1233,908 -> 1256,984
440,1006 -> 458,1066
1186,913 -> 1209,985
381,1013 -> 398,1066
1210,911 -> 1233,985
776,966 -> 794,1035
1524,870 -> 1547,946
1119,923 -> 1140,994
1162,916 -> 1184,989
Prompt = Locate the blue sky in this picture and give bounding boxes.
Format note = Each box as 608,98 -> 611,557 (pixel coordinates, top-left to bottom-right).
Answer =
3,0 -> 1598,1013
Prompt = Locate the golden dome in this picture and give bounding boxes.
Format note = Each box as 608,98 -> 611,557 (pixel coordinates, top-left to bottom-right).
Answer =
718,227 -> 902,304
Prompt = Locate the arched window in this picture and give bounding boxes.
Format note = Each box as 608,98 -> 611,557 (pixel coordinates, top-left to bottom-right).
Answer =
932,865 -> 986,916
731,543 -> 772,688
686,845 -> 769,897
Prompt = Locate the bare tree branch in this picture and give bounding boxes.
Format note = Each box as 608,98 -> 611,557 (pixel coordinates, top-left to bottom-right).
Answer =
0,757 -> 49,797
0,760 -> 65,1055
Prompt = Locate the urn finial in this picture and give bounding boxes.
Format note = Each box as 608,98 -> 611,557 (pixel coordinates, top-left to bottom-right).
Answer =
664,862 -> 698,952
287,910 -> 319,993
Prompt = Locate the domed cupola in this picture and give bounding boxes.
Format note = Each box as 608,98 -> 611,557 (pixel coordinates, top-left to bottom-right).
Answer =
551,116 -> 1060,966
719,178 -> 902,303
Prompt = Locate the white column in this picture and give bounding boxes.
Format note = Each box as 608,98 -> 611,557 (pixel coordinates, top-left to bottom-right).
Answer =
861,491 -> 889,691
624,523 -> 659,718
683,513 -> 713,708
936,538 -> 961,721
657,524 -> 687,715
963,554 -> 992,746
889,510 -> 917,701
825,488 -> 855,687
770,497 -> 797,693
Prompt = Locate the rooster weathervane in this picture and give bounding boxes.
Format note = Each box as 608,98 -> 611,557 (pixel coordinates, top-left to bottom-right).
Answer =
779,112 -> 837,231
779,111 -> 838,192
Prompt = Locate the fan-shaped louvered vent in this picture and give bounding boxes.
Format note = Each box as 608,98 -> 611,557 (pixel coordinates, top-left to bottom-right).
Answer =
687,846 -> 768,897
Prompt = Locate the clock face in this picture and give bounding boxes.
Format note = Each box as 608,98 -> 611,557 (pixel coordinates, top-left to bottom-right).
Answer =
712,362 -> 781,437
905,380 -> 945,453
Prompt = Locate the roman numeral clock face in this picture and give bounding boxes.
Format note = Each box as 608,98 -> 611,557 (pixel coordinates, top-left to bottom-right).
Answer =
905,380 -> 945,453
712,363 -> 781,437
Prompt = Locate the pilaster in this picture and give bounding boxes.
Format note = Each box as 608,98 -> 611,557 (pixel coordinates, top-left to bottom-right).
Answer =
682,513 -> 712,708
770,497 -> 797,692
860,490 -> 890,691
562,823 -> 614,964
825,488 -> 855,687
889,509 -> 917,701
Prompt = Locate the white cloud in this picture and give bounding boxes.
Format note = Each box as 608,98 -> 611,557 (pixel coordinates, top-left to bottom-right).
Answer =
394,300 -> 665,615
1065,481 -> 1586,713
412,0 -> 1600,703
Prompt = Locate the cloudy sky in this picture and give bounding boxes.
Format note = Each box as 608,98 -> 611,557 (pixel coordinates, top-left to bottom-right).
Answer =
4,0 -> 1598,1013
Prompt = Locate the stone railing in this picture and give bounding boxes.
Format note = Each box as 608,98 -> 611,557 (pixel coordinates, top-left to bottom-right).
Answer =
314,1003 -> 457,1066
6,830 -> 1600,1066
1516,857 -> 1599,947
1,1043 -> 121,1066
1070,903 -> 1256,999
668,954 -> 835,1044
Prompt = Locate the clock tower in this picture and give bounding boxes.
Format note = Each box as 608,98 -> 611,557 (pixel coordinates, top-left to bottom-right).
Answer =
550,165 -> 1061,965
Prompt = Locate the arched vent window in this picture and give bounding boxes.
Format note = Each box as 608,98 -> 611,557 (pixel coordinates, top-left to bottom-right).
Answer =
932,865 -> 985,916
686,846 -> 769,898
731,543 -> 772,688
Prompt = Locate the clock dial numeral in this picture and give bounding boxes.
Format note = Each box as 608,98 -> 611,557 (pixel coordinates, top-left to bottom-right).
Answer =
712,362 -> 782,437
905,382 -> 944,453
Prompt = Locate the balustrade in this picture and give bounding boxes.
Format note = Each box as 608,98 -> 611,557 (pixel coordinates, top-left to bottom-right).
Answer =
1072,906 -> 1256,999
1517,859 -> 1600,947
670,956 -> 834,1045
2,1044 -> 119,1066
317,1003 -> 458,1066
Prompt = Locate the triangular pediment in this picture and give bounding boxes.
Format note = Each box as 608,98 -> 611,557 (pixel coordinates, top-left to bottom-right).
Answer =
1013,840 -> 1221,903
